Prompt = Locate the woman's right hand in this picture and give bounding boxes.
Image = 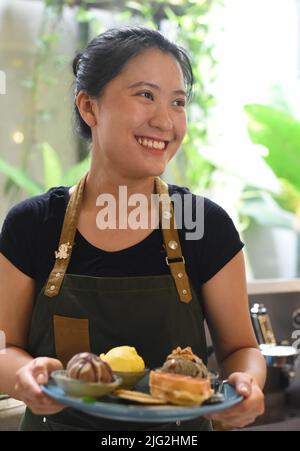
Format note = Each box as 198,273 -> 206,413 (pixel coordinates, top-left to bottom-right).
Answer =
15,357 -> 65,415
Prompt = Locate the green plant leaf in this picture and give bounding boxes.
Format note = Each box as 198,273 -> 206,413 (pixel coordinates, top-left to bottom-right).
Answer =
245,104 -> 300,193
37,110 -> 52,122
163,6 -> 180,23
125,1 -> 148,13
40,142 -> 62,190
0,158 -> 42,195
20,79 -> 34,89
40,33 -> 60,45
76,7 -> 94,23
275,179 -> 300,216
63,155 -> 91,186
240,195 -> 295,229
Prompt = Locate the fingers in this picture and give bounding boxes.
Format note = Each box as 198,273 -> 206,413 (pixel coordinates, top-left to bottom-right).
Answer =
22,392 -> 64,415
210,415 -> 258,430
228,372 -> 253,398
38,357 -> 64,373
15,357 -> 65,415
32,357 -> 64,383
210,406 -> 260,429
15,381 -> 64,415
206,376 -> 265,429
16,363 -> 43,397
17,357 -> 63,391
26,399 -> 64,415
208,398 -> 257,426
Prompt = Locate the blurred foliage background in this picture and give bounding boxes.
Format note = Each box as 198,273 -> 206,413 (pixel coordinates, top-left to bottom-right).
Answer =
1,0 -> 300,279
0,0 -> 217,195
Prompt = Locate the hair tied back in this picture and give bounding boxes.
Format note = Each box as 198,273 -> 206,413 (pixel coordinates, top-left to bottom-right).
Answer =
73,52 -> 83,77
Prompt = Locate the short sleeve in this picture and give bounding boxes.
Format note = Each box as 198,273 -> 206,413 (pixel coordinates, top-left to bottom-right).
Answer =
200,198 -> 244,283
0,200 -> 37,278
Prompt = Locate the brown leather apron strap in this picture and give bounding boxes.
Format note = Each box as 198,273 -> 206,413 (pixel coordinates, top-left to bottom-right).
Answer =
45,174 -> 192,303
155,177 -> 192,303
44,175 -> 86,297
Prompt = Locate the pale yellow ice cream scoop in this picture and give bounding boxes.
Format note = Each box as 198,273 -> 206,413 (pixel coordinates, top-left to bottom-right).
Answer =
100,346 -> 145,372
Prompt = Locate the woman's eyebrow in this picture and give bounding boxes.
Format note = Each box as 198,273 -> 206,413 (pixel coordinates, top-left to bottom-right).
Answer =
128,81 -> 186,97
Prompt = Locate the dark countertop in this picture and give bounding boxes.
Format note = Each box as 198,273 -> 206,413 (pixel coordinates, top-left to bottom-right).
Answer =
240,416 -> 300,431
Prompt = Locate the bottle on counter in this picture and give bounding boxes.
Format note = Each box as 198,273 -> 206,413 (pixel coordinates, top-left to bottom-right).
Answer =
250,303 -> 276,346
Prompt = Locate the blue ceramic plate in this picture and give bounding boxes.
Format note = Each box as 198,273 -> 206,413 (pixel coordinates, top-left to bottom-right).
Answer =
41,377 -> 243,423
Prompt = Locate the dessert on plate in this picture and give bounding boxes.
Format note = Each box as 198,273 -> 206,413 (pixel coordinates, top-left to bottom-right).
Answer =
51,352 -> 121,397
100,346 -> 145,372
100,346 -> 147,389
66,352 -> 114,383
150,347 -> 213,406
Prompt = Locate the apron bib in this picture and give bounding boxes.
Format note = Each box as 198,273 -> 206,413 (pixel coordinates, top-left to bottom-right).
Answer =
20,176 -> 212,431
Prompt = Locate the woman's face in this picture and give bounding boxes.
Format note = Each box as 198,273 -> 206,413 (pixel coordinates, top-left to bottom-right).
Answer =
91,48 -> 187,179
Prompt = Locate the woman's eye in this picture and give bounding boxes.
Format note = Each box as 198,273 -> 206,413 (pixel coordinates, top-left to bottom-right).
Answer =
174,99 -> 186,107
138,91 -> 154,100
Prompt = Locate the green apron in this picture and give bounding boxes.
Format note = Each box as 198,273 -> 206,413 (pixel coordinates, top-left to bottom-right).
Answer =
20,176 -> 212,431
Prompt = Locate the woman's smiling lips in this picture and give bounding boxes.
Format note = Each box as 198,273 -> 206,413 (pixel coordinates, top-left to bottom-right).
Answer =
135,135 -> 170,151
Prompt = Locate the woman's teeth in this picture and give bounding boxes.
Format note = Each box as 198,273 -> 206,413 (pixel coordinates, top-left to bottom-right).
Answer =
136,137 -> 166,150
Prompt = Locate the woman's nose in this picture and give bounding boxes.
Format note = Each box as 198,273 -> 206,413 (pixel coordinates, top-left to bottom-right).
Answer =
149,106 -> 173,131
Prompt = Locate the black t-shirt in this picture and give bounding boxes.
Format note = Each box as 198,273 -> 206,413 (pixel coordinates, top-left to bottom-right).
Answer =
0,184 -> 244,302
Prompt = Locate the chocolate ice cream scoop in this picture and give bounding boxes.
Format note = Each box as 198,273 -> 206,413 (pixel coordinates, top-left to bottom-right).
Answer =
162,347 -> 209,378
66,352 -> 113,383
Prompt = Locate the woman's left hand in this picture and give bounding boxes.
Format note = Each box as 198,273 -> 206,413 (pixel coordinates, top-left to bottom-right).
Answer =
207,372 -> 265,429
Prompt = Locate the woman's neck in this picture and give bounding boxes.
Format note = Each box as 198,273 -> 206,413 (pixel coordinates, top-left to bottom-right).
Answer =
82,167 -> 156,212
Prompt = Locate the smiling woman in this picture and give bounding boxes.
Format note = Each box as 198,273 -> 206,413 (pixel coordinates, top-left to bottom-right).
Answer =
0,27 -> 266,432
73,29 -> 190,183
76,48 -> 187,180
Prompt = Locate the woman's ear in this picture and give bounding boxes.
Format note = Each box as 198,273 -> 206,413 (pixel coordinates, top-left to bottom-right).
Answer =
76,91 -> 97,128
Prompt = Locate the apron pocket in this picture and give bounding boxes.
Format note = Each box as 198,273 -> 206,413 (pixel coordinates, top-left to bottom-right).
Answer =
53,315 -> 90,367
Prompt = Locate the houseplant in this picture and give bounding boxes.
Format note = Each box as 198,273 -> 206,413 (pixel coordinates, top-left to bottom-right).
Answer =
243,104 -> 300,278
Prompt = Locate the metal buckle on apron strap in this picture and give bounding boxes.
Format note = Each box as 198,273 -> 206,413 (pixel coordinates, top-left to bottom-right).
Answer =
165,256 -> 185,266
165,256 -> 191,301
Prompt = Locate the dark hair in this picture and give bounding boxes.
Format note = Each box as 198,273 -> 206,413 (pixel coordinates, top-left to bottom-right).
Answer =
72,26 -> 194,141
